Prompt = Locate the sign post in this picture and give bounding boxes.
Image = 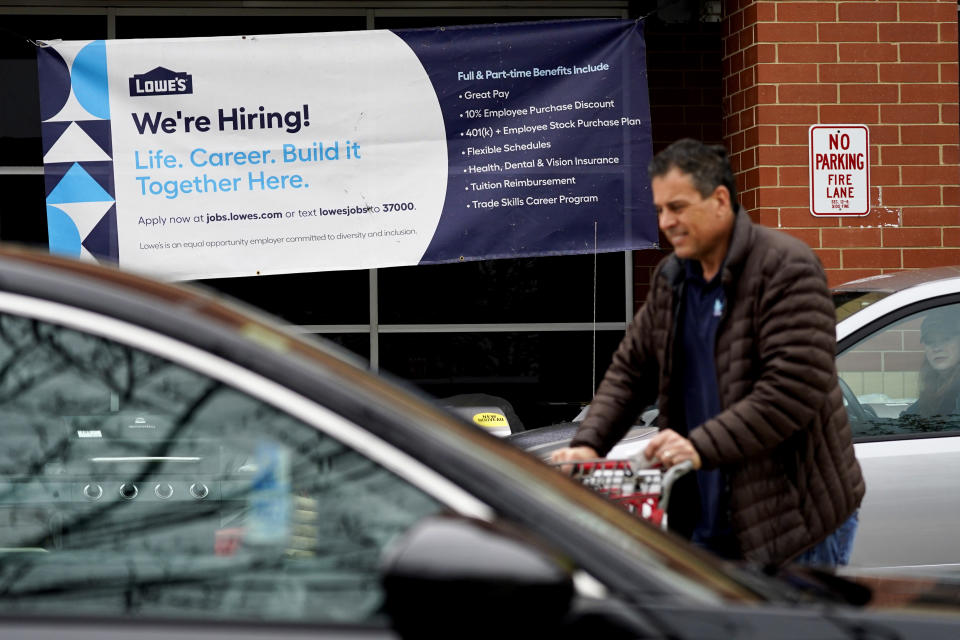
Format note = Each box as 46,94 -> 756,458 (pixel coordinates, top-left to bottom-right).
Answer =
809,125 -> 870,217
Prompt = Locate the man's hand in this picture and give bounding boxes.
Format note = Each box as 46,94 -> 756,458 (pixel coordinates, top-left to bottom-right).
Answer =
645,429 -> 702,469
549,446 -> 599,473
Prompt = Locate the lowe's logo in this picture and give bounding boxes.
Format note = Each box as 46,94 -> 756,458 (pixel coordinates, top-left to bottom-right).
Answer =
129,67 -> 193,97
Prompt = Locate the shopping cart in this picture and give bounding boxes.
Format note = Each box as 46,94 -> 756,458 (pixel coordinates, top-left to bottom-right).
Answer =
554,455 -> 693,530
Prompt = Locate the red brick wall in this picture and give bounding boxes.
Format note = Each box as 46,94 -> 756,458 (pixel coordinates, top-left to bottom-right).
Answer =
646,22 -> 725,149
724,0 -> 960,287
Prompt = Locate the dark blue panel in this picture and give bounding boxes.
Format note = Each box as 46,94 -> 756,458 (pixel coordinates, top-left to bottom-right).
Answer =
394,18 -> 657,264
40,121 -> 70,157
76,120 -> 114,157
82,203 -> 119,262
36,46 -> 70,121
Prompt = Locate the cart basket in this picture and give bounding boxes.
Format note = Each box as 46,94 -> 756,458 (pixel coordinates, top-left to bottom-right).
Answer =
554,457 -> 693,530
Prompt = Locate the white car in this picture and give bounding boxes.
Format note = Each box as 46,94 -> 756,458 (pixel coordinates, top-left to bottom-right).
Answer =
834,266 -> 960,574
510,266 -> 960,575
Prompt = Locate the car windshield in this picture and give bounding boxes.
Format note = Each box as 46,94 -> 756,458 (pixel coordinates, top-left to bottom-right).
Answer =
833,290 -> 893,323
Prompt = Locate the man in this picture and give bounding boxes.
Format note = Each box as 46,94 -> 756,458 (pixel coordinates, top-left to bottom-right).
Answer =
551,138 -> 864,567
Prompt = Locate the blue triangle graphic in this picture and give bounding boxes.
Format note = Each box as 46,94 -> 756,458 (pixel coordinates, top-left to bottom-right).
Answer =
77,161 -> 115,199
47,163 -> 114,204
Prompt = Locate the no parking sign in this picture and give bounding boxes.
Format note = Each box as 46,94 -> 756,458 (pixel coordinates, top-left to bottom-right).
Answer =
809,125 -> 870,217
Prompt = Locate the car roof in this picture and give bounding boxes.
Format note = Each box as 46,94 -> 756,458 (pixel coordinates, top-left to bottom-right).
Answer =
833,266 -> 960,293
0,244 -> 366,369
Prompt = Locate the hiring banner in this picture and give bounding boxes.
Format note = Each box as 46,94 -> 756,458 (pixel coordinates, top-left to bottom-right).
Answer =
37,19 -> 656,280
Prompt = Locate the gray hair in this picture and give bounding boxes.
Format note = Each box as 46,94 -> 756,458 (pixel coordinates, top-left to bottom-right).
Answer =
648,138 -> 739,210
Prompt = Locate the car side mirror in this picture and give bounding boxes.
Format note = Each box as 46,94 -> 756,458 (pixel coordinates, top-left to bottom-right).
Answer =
380,515 -> 574,637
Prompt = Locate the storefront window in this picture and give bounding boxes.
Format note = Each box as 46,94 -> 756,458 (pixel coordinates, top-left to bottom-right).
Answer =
2,4 -> 634,429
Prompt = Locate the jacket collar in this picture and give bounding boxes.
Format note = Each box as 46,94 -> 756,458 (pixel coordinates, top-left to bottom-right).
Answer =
719,206 -> 754,286
660,206 -> 753,289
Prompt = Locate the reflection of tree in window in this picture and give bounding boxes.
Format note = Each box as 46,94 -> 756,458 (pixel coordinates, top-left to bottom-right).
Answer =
0,316 -> 192,417
0,314 -> 443,624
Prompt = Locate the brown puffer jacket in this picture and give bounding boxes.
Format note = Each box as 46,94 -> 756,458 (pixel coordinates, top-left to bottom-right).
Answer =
571,209 -> 865,566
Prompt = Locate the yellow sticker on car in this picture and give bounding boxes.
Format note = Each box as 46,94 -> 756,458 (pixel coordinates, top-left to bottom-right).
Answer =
473,412 -> 508,428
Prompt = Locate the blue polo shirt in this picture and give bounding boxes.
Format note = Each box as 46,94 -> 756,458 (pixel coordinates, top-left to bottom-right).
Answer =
680,260 -> 734,555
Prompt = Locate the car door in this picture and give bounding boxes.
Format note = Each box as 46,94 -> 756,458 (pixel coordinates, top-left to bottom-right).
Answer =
837,299 -> 960,572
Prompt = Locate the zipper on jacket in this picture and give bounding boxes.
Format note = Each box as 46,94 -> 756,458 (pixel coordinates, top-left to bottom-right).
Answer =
661,277 -> 685,431
713,270 -> 733,410
665,279 -> 685,381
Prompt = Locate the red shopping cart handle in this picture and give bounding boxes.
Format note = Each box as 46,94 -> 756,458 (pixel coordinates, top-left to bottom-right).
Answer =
575,460 -> 635,472
550,458 -> 661,473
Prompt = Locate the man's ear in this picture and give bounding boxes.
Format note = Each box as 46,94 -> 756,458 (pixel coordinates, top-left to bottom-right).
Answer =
712,184 -> 733,214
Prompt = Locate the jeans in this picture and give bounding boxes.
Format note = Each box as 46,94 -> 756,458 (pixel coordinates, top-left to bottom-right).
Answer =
793,510 -> 859,567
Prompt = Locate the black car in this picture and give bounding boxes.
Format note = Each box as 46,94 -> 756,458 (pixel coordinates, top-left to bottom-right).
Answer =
0,247 -> 959,639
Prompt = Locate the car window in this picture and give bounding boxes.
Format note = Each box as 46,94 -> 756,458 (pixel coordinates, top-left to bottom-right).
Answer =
837,302 -> 960,438
0,313 -> 444,624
